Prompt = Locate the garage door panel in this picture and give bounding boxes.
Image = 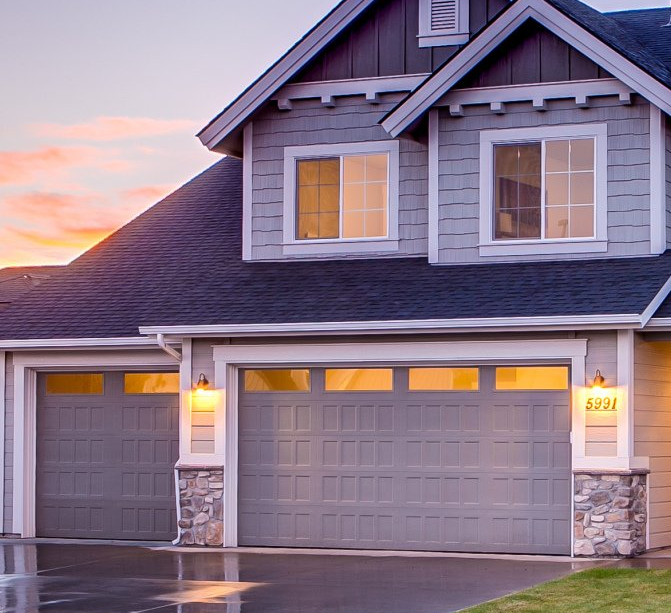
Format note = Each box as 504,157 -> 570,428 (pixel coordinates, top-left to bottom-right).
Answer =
238,366 -> 571,554
36,371 -> 179,540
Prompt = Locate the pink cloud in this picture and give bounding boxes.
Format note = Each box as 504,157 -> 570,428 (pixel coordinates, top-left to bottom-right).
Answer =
32,116 -> 198,141
121,184 -> 176,203
0,146 -> 129,186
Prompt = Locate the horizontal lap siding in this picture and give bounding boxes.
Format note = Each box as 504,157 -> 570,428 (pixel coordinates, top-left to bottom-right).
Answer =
191,340 -> 217,454
437,98 -> 651,264
3,353 -> 12,534
634,338 -> 671,549
584,332 -> 618,457
251,95 -> 428,260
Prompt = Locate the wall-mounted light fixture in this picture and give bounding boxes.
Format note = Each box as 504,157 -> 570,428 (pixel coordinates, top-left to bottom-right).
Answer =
592,370 -> 606,389
194,373 -> 210,394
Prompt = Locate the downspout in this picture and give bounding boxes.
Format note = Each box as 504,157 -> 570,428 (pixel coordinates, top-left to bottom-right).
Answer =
156,333 -> 182,362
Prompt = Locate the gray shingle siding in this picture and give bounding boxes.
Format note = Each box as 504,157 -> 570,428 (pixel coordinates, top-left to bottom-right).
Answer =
251,94 -> 428,260
666,116 -> 671,249
438,96 -> 651,263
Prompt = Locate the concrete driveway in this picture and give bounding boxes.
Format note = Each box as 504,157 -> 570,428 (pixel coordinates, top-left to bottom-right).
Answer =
0,541 -> 595,612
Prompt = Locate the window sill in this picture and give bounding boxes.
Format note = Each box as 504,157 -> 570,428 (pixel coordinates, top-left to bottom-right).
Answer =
479,240 -> 608,257
418,32 -> 469,48
283,239 -> 399,257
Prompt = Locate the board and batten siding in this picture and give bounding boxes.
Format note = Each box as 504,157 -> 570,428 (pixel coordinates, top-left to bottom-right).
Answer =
583,331 -> 618,457
293,0 -> 509,83
634,337 -> 671,549
3,353 -> 13,534
437,97 -> 651,264
251,94 -> 428,261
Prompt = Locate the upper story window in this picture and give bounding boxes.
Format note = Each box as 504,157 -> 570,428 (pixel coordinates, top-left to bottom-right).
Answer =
418,0 -> 469,48
479,124 -> 608,257
283,141 -> 399,256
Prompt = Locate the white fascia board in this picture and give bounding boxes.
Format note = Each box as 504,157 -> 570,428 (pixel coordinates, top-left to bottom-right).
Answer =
0,337 -> 159,350
139,314 -> 643,338
198,0 -> 378,151
645,318 -> 671,329
382,0 -> 671,137
650,106 -> 666,255
641,274 -> 671,327
273,74 -> 429,103
0,350 -> 5,531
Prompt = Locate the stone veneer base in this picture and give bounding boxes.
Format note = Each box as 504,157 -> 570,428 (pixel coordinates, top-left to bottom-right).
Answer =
177,467 -> 224,546
574,469 -> 648,557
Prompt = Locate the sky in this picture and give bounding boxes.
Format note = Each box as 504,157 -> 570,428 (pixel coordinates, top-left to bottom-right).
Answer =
1,0 -> 669,268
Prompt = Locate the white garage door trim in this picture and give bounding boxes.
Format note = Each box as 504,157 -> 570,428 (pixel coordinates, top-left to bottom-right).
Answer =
12,350 -> 179,538
213,339 -> 588,549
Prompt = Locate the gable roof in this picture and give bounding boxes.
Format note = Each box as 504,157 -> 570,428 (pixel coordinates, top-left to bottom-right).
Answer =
1,157 -> 671,343
607,8 -> 671,70
382,0 -> 671,136
197,0 -> 377,155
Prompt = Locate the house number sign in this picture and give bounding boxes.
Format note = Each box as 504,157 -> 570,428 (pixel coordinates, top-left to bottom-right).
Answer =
585,395 -> 618,411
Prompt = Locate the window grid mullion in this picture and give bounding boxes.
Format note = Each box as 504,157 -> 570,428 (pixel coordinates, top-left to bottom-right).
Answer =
339,154 -> 345,239
541,139 -> 547,240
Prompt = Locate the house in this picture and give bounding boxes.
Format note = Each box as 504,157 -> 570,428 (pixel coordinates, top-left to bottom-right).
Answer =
0,267 -> 63,310
1,0 -> 671,558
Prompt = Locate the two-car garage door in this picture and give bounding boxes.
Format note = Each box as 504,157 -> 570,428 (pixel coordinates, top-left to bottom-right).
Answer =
238,365 -> 571,554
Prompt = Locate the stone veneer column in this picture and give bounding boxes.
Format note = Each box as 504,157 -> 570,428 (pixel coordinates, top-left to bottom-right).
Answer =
573,469 -> 648,557
177,467 -> 224,546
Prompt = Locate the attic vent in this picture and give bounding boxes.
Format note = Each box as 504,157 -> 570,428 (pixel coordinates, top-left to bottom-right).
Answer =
431,0 -> 457,31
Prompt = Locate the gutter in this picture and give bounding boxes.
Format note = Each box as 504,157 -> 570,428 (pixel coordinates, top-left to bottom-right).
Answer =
0,337 -> 158,349
156,333 -> 182,362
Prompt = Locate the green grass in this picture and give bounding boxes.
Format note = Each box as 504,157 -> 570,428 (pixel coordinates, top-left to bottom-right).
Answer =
464,568 -> 671,612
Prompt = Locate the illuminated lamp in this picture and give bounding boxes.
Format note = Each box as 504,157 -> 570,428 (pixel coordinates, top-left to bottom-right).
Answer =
194,373 -> 210,394
592,370 -> 606,389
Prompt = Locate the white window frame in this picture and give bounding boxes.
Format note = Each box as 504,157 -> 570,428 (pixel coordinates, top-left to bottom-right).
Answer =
418,0 -> 469,48
283,141 -> 400,256
479,123 -> 608,257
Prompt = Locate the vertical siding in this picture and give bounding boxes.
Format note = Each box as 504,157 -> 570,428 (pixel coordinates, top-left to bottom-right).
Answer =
251,94 -> 428,260
438,97 -> 651,264
457,22 -> 610,89
293,0 -> 509,84
583,332 -> 618,457
3,354 -> 12,534
634,338 -> 671,549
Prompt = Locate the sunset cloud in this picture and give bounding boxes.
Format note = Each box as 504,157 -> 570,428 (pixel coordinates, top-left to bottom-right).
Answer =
121,184 -> 176,203
32,116 -> 198,141
0,146 -> 129,186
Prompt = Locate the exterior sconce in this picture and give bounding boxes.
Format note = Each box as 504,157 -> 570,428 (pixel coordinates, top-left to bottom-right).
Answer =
194,373 -> 210,394
592,370 -> 606,389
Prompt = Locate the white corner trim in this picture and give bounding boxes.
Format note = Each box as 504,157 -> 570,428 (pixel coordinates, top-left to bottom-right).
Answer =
11,349 -> 181,537
0,337 -> 159,350
478,123 -> 608,252
0,351 -> 5,532
650,106 -> 666,255
213,337 -> 587,547
641,274 -> 671,327
198,0 -> 378,150
139,313 -> 644,339
382,0 -> 671,137
242,123 -> 254,261
616,329 -> 634,461
282,140 -> 400,255
273,74 -> 429,104
428,110 -> 439,263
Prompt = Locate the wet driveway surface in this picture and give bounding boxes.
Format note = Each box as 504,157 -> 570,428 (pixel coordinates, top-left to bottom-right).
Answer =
0,541 -> 595,612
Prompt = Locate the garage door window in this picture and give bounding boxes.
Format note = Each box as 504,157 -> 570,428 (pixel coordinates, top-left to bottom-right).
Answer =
409,367 -> 479,391
244,369 -> 311,392
495,366 -> 569,390
45,373 -> 103,395
325,368 -> 393,391
124,373 -> 180,394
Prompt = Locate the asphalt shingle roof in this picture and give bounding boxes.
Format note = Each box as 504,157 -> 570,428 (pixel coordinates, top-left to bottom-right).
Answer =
607,8 -> 671,72
0,266 -> 64,307
1,158 -> 671,341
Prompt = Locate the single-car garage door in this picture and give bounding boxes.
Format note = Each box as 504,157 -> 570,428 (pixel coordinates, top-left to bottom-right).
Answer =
238,365 -> 571,554
36,371 -> 179,540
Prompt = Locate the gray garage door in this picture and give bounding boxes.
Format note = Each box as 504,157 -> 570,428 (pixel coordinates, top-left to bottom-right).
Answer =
36,371 -> 179,540
238,366 -> 571,554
